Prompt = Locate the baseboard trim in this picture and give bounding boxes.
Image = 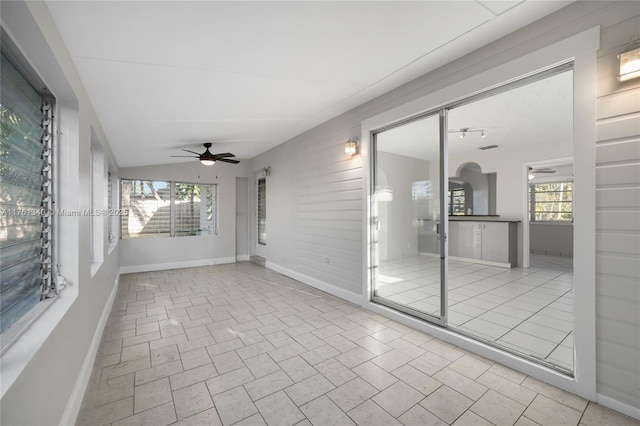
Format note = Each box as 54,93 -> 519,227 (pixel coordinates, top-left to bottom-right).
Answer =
60,274 -> 119,426
265,262 -> 363,306
119,257 -> 236,274
236,254 -> 250,261
597,393 -> 640,421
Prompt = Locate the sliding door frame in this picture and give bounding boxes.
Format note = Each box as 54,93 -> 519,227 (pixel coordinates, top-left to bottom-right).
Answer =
361,26 -> 598,400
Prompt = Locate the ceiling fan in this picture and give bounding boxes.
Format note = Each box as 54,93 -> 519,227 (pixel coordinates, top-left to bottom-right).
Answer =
529,166 -> 556,174
171,143 -> 240,166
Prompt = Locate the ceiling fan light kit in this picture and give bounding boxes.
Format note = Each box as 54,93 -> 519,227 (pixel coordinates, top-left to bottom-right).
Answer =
171,142 -> 240,166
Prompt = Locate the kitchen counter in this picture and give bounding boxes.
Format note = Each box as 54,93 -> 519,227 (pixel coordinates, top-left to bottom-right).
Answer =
449,216 -> 520,223
449,219 -> 518,267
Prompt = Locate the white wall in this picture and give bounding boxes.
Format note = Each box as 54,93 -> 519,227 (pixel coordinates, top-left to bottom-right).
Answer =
118,161 -> 250,272
249,0 -> 639,417
377,152 -> 431,261
1,2 -> 121,425
530,222 -> 574,256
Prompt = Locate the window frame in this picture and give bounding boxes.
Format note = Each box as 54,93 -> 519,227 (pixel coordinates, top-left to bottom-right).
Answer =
0,49 -> 57,349
529,181 -> 573,222
119,179 -> 218,239
257,177 -> 266,245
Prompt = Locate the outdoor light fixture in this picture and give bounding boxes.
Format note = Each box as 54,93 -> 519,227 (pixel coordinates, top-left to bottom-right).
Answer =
345,138 -> 358,155
261,166 -> 271,177
618,39 -> 640,82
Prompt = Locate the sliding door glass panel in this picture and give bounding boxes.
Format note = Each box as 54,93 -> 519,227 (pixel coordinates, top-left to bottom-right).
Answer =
372,112 -> 444,323
446,68 -> 574,373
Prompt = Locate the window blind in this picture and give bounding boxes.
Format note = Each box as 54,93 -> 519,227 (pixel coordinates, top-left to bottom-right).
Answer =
0,52 -> 53,334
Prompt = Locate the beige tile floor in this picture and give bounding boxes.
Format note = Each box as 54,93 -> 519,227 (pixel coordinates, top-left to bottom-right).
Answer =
76,262 -> 638,426
376,254 -> 574,371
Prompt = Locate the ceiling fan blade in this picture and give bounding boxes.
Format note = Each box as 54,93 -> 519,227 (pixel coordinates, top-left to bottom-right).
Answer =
212,152 -> 236,158
181,149 -> 201,155
170,155 -> 199,158
215,157 -> 240,164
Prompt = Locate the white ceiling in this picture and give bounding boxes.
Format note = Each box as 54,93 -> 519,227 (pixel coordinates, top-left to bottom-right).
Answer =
46,1 -> 573,168
376,69 -> 574,159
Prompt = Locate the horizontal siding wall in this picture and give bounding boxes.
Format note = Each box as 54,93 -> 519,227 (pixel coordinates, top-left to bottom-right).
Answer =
595,3 -> 640,410
295,134 -> 364,295
596,9 -> 640,409
250,0 -> 639,415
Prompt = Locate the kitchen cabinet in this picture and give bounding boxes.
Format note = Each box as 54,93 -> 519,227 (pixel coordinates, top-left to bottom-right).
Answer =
448,220 -> 518,267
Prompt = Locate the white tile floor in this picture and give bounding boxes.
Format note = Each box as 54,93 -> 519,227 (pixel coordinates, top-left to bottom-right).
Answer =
376,254 -> 574,371
75,262 -> 640,425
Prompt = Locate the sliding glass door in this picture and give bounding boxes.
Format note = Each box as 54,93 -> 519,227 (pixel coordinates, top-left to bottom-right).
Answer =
369,64 -> 575,374
371,110 -> 447,325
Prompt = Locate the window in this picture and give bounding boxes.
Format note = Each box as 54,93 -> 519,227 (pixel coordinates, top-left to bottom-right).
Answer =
257,178 -> 266,245
175,182 -> 217,236
529,182 -> 573,221
120,180 -> 217,238
448,186 -> 466,216
121,180 -> 171,238
107,170 -> 113,242
0,52 -> 55,335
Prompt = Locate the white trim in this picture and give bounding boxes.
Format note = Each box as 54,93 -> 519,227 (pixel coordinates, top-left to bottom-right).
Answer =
597,393 -> 640,421
119,257 -> 236,274
236,254 -> 250,262
59,276 -> 119,426
362,26 -> 599,401
265,262 -> 363,306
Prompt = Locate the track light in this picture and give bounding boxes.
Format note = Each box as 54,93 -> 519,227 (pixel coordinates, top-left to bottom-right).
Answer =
449,127 -> 486,139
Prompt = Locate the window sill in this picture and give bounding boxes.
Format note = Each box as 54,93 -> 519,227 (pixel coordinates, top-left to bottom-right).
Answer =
1,289 -> 77,399
90,262 -> 103,278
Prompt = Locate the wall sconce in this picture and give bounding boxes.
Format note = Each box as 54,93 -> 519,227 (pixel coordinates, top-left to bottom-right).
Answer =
618,39 -> 640,82
345,138 -> 358,155
261,166 -> 271,177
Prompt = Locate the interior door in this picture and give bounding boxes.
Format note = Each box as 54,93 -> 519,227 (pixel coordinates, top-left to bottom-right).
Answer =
371,110 -> 448,325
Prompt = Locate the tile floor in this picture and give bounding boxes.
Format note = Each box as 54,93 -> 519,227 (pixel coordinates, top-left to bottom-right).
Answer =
75,262 -> 639,426
376,254 -> 574,370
